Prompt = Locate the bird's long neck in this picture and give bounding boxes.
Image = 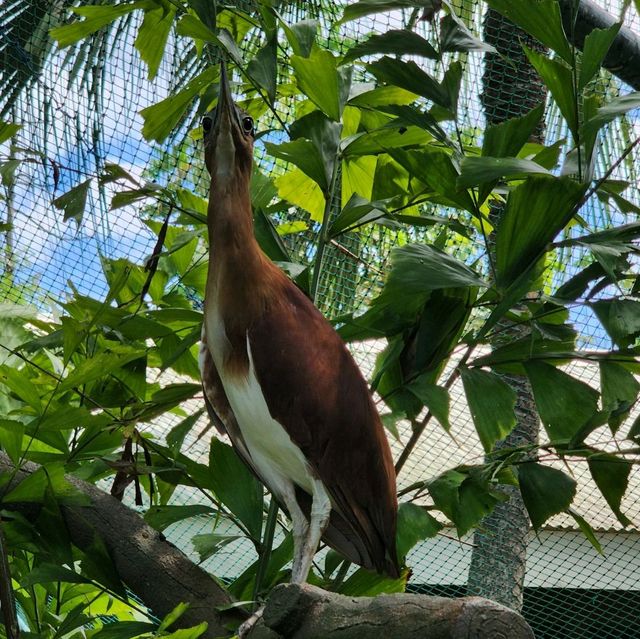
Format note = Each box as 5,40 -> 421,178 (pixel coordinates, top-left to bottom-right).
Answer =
205,170 -> 282,328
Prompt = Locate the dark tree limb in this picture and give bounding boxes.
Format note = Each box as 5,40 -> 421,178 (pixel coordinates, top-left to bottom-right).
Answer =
560,0 -> 640,90
249,584 -> 534,639
1,455 -> 534,638
0,453 -> 243,637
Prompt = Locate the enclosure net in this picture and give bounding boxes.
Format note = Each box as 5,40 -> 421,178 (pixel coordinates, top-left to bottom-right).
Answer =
1,1 -> 639,637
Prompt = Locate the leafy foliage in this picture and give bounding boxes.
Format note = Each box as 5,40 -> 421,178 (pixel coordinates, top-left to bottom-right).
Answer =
1,0 -> 640,636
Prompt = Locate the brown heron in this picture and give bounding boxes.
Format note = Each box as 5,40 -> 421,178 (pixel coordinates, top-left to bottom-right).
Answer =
199,61 -> 399,633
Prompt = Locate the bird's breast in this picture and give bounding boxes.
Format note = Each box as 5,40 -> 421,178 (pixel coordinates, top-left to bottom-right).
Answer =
203,296 -> 314,499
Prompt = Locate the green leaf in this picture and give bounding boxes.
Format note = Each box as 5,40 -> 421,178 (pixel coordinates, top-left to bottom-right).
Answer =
59,350 -> 145,392
0,122 -> 21,145
588,453 -> 632,527
600,361 -> 640,432
141,66 -> 217,142
368,57 -> 451,109
161,623 -> 208,639
52,179 -> 91,226
383,243 -> 485,296
338,567 -> 406,596
248,36 -> 277,104
583,92 -> 640,139
92,622 -> 157,639
20,564 -> 91,587
4,464 -> 88,506
517,462 -> 577,530
428,468 -> 504,536
566,509 -> 603,554
0,365 -> 42,411
407,379 -> 450,431
457,156 -> 551,189
135,4 -> 175,80
396,502 -> 442,559
524,361 -> 599,441
167,409 -> 205,452
176,14 -> 217,41
275,168 -> 325,222
524,47 -> 577,137
484,0 -> 573,63
440,14 -> 496,53
460,368 -> 517,453
329,193 -> 388,236
339,0 -> 439,24
265,139 -> 329,191
389,149 -> 476,212
482,104 -> 545,159
50,2 -> 146,48
342,29 -> 438,64
144,505 -> 216,532
280,18 -> 318,57
591,299 -> 640,349
191,533 -> 241,562
291,49 -> 351,121
0,420 -> 24,465
494,177 -> 586,289
579,23 -> 621,90
208,439 -> 263,540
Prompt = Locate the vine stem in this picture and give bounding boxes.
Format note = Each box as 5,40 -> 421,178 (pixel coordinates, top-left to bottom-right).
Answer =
310,158 -> 341,303
252,498 -> 279,609
394,343 -> 477,475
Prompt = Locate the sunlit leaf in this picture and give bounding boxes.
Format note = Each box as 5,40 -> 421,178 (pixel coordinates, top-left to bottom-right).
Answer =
280,17 -> 318,57
0,121 -> 21,144
291,49 -> 351,121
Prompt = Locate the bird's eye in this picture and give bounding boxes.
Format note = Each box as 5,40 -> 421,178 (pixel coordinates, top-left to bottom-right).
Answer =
242,116 -> 254,134
202,116 -> 213,134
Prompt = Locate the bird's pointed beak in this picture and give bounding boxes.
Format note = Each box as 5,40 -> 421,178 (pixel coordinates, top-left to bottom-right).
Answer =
214,60 -> 235,137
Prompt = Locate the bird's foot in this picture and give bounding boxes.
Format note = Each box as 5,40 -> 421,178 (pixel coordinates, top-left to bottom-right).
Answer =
237,605 -> 264,639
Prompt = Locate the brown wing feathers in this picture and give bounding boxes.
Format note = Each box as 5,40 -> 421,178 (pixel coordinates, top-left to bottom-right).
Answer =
248,277 -> 400,577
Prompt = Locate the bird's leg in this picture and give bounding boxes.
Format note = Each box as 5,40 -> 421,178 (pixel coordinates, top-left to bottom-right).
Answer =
291,480 -> 331,584
238,484 -> 309,638
280,484 -> 310,582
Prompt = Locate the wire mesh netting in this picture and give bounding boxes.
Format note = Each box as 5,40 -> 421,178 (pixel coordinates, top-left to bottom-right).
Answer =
1,1 -> 640,637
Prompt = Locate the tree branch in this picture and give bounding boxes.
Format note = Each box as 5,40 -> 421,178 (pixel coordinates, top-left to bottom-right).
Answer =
559,0 -> 640,91
0,453 -> 243,637
249,584 -> 534,639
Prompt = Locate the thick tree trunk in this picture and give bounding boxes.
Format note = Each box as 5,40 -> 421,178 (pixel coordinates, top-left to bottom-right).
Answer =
248,584 -> 534,639
466,9 -> 546,612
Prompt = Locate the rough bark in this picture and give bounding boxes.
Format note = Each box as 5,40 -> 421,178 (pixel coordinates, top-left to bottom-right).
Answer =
248,584 -> 534,639
466,9 -> 545,612
2,455 -> 535,639
559,0 -> 640,91
0,452 -> 242,637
